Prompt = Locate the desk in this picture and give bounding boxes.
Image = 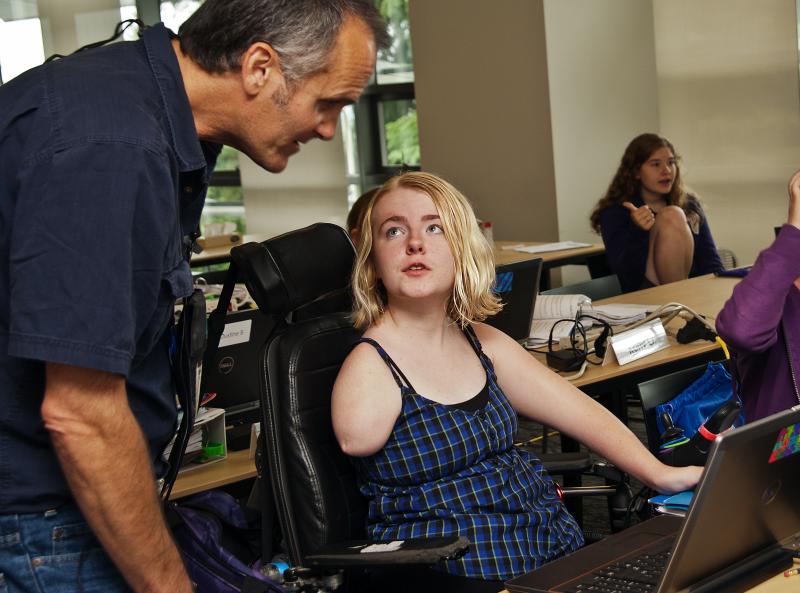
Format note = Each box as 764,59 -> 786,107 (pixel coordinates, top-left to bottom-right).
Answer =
532,274 -> 740,397
495,242 -> 605,290
494,241 -> 605,268
499,558 -> 800,593
191,234 -> 269,267
170,449 -> 257,500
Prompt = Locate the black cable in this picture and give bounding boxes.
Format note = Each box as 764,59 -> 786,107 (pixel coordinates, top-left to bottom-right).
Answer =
545,317 -> 588,372
45,19 -> 146,63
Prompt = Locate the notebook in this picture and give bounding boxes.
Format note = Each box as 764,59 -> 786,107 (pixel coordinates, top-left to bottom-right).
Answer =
486,257 -> 543,341
506,405 -> 800,593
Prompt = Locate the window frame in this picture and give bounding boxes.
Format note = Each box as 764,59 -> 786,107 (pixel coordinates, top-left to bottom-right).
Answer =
349,80 -> 418,192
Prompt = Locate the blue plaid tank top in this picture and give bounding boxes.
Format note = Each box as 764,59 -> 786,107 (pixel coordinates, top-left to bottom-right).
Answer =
353,325 -> 583,580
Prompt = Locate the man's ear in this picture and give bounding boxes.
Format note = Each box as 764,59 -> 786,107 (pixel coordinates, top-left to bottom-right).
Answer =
240,41 -> 282,97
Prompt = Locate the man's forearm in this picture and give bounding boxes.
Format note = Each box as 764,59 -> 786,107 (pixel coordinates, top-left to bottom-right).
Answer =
43,363 -> 193,593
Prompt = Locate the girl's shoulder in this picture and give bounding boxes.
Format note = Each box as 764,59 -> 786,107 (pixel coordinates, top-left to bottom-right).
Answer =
684,193 -> 704,212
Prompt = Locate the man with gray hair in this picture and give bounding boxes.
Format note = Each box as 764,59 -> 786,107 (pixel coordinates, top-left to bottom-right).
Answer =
0,2 -> 386,592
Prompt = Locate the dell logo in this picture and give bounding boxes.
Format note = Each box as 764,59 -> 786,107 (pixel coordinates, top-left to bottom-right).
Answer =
218,356 -> 235,375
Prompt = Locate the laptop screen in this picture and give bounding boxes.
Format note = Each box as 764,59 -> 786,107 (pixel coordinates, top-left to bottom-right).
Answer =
486,257 -> 543,341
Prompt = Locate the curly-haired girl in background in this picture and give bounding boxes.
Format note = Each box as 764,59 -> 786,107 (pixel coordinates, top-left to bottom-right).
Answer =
590,133 -> 723,292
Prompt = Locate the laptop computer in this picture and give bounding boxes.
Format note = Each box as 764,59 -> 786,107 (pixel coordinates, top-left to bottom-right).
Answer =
506,405 -> 800,593
201,308 -> 279,438
487,257 -> 543,341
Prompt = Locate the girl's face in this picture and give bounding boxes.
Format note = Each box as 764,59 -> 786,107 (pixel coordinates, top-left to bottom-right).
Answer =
637,146 -> 677,202
370,187 -> 456,306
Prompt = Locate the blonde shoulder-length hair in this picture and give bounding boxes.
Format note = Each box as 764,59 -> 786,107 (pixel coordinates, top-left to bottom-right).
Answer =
351,171 -> 502,329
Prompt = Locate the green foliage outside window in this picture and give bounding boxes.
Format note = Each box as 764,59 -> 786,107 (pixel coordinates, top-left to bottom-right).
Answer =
214,145 -> 239,171
384,103 -> 419,166
206,185 -> 242,204
375,0 -> 412,76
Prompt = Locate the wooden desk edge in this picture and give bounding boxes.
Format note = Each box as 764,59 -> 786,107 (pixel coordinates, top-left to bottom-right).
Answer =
170,448 -> 257,500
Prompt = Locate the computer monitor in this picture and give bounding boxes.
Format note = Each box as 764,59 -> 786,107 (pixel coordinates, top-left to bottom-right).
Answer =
486,257 -> 543,341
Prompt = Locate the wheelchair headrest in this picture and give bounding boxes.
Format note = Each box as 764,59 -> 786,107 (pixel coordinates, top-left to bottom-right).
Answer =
229,223 -> 356,317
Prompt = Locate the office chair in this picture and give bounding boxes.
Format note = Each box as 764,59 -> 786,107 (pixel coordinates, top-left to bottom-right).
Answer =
541,274 -> 622,301
228,224 -> 467,591
716,248 -> 738,271
586,252 -> 613,280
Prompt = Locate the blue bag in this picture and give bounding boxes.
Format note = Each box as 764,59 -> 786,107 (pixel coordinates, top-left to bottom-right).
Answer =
167,490 -> 286,593
655,361 -> 745,438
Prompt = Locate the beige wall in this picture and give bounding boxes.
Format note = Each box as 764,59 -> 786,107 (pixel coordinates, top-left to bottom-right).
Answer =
240,130 -> 350,238
37,0 -> 121,57
409,0 -> 559,242
653,0 -> 800,265
411,0 -> 800,280
543,0 -> 660,283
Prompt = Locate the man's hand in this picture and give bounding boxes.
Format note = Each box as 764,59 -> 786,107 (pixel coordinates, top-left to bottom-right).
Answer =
42,363 -> 194,593
622,201 -> 656,231
787,169 -> 800,229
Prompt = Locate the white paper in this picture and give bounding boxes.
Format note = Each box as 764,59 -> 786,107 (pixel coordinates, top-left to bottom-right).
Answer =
501,241 -> 591,254
606,319 -> 670,366
219,319 -> 252,348
533,294 -> 590,320
586,303 -> 654,326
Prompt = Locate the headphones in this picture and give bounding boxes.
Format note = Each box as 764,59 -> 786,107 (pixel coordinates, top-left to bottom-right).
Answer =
545,314 -> 612,372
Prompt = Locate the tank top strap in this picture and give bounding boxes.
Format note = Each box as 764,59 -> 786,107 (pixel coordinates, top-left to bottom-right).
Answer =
356,337 -> 416,392
463,324 -> 498,376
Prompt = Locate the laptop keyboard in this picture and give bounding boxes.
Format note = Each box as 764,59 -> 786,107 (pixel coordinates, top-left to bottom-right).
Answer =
560,546 -> 672,593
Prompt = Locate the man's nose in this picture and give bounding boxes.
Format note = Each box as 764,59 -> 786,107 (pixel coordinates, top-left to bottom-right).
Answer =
315,116 -> 337,141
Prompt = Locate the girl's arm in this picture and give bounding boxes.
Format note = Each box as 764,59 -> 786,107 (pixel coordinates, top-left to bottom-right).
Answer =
332,343 -> 403,457
716,225 -> 800,353
716,171 -> 800,353
474,323 -> 702,493
599,205 -> 650,292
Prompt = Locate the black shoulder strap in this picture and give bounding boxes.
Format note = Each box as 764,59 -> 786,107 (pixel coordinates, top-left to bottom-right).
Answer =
203,261 -> 241,371
358,337 -> 415,392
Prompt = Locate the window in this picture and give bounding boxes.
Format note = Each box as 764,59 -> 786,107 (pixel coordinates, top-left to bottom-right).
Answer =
343,0 -> 419,206
0,0 -> 137,84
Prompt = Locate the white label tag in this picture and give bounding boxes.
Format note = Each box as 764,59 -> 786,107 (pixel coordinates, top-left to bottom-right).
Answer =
219,319 -> 252,348
606,319 -> 669,366
359,541 -> 404,553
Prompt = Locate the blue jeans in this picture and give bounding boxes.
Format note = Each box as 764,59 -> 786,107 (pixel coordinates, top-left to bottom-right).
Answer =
0,503 -> 131,593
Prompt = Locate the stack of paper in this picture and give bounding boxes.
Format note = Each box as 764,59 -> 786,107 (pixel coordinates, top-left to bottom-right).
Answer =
528,295 -> 655,344
528,294 -> 591,344
589,303 -> 652,325
162,406 -> 226,463
501,241 -> 591,254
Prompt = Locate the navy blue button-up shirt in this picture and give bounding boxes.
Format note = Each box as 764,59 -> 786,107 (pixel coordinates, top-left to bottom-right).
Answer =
0,24 -> 220,511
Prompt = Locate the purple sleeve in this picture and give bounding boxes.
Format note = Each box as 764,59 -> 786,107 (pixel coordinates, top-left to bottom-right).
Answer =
715,225 -> 800,353
598,205 -> 649,293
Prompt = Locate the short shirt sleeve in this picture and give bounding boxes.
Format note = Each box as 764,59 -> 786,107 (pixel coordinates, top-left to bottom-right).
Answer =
8,139 -> 185,376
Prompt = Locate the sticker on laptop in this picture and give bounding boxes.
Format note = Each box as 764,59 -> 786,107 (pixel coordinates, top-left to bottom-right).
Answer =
768,423 -> 800,463
494,272 -> 514,294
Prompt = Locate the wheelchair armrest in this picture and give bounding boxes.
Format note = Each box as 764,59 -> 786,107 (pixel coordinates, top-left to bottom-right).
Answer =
304,535 -> 469,568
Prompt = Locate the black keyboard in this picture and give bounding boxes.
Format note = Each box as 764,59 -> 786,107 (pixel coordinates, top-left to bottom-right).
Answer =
560,547 -> 671,593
